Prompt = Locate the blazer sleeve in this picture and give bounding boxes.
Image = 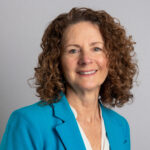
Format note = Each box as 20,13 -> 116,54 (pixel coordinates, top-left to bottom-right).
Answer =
123,118 -> 131,149
0,110 -> 42,150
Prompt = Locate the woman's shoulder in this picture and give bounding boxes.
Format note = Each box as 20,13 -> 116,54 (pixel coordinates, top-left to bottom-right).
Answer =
13,101 -> 52,113
8,101 -> 54,126
1,102 -> 57,149
101,104 -> 130,144
101,104 -> 130,128
12,101 -> 52,114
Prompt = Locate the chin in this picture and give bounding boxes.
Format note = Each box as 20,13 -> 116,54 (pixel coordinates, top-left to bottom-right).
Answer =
77,83 -> 101,91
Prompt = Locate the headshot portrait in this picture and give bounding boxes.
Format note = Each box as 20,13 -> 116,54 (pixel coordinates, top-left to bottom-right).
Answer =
0,1 -> 149,150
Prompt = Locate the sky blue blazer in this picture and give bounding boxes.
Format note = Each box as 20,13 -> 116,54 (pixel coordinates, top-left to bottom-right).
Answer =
0,92 -> 130,150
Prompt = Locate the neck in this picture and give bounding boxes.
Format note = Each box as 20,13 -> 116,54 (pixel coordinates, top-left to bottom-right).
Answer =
66,86 -> 101,123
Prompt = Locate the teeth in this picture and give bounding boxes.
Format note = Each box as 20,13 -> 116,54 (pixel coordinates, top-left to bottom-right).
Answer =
79,70 -> 96,75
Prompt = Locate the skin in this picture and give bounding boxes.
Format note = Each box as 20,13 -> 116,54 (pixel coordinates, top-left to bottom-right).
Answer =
61,21 -> 109,150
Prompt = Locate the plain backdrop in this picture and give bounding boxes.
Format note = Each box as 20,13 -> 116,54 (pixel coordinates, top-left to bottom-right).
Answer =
0,0 -> 150,149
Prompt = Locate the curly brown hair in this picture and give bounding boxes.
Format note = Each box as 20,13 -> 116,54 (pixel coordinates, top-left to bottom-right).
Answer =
34,7 -> 138,107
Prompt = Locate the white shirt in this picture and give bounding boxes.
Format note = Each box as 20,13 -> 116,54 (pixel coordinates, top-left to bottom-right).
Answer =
70,105 -> 110,150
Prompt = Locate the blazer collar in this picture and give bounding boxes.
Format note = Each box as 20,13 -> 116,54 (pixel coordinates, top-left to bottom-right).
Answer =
52,92 -> 125,150
100,103 -> 125,150
52,92 -> 86,150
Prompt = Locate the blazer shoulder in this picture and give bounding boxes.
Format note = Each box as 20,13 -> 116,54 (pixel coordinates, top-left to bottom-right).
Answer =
9,102 -> 54,126
102,105 -> 129,124
101,105 -> 130,134
101,105 -> 130,147
0,102 -> 55,150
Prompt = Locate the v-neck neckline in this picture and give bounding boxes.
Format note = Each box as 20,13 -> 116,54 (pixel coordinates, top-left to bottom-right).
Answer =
70,104 -> 107,150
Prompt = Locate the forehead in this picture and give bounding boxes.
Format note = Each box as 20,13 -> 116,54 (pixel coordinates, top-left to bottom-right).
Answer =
62,21 -> 104,44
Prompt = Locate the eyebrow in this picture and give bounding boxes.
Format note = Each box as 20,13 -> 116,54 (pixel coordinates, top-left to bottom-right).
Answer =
64,41 -> 104,48
90,41 -> 104,46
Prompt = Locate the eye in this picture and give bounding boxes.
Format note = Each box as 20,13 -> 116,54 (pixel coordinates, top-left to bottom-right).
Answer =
68,49 -> 79,54
94,47 -> 102,51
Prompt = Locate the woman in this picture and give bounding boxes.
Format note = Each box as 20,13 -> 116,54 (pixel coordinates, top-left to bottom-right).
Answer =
0,7 -> 137,150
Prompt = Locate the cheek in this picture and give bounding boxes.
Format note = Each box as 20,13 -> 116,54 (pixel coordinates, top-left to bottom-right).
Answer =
97,56 -> 108,69
61,56 -> 76,73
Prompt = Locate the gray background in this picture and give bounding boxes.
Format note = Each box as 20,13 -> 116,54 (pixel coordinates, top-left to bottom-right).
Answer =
0,0 -> 150,149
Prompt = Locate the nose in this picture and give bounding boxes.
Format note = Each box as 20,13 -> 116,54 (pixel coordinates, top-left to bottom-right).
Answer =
78,51 -> 93,66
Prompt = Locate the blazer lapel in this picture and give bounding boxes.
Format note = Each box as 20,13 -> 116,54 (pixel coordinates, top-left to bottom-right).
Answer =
100,104 -> 125,150
52,92 -> 86,150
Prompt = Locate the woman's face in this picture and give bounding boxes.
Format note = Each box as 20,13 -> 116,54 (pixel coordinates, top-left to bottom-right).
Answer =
61,21 -> 108,92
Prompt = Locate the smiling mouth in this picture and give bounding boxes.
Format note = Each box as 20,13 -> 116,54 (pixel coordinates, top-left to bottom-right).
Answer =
77,70 -> 97,75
